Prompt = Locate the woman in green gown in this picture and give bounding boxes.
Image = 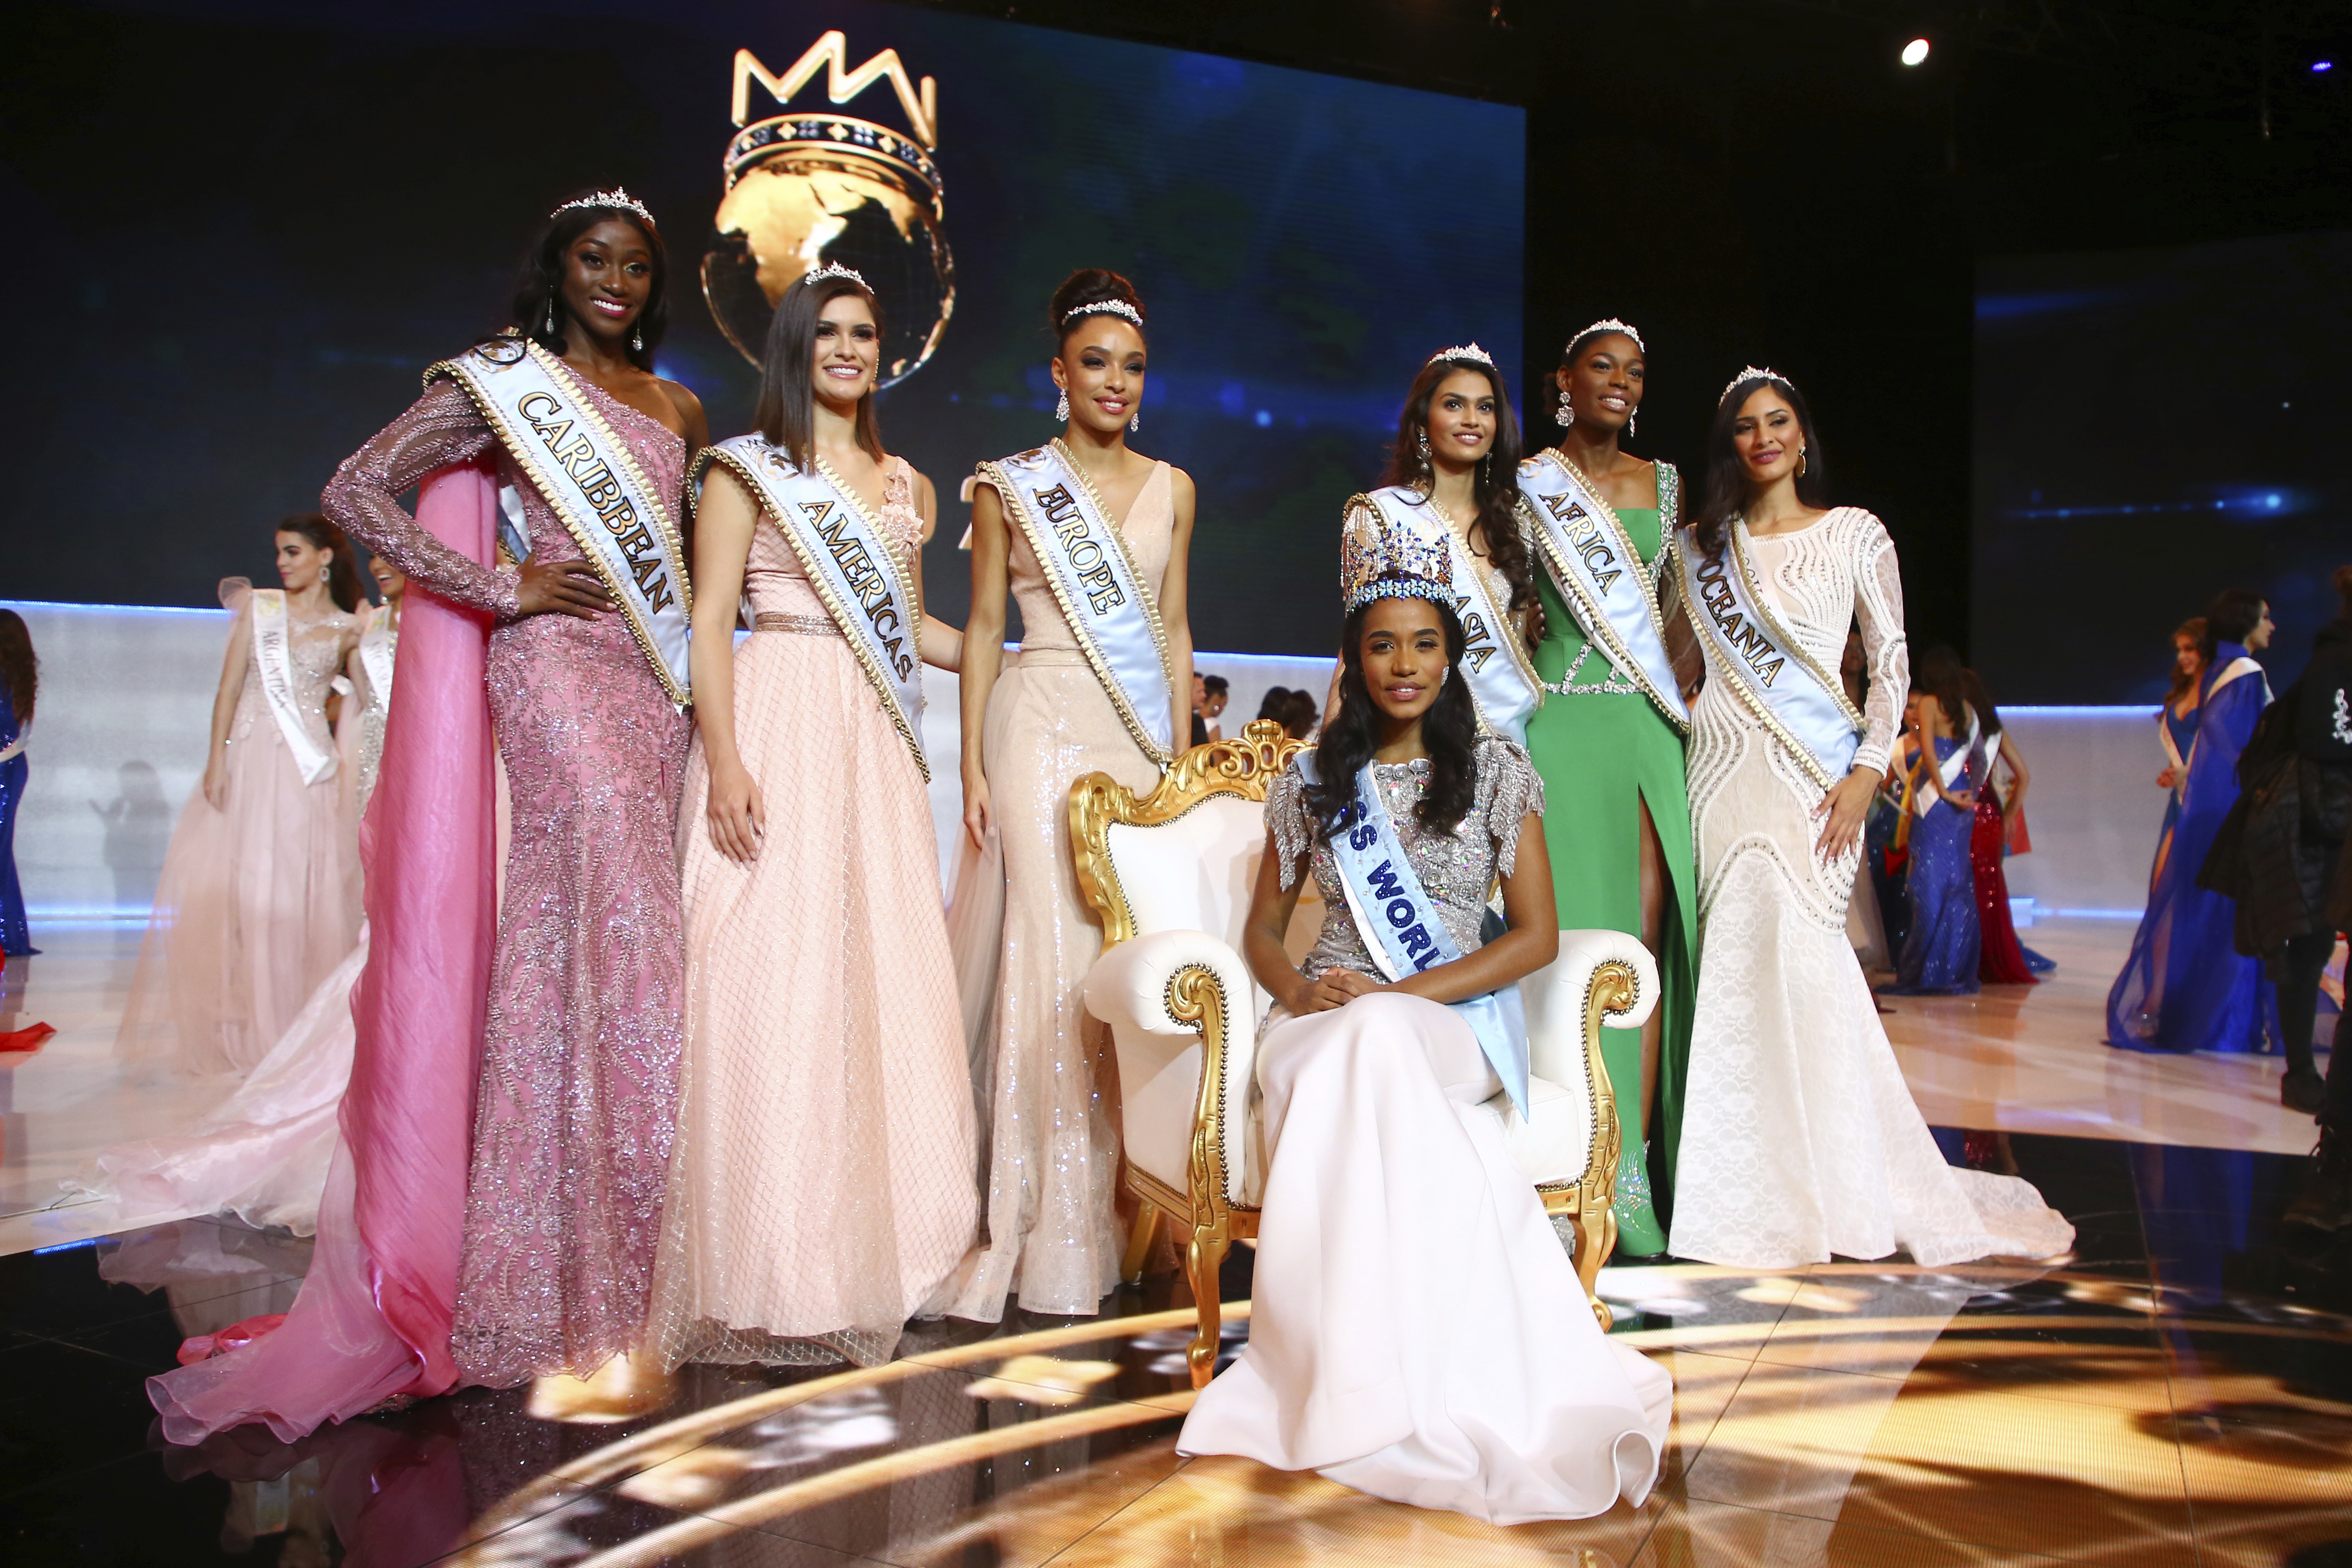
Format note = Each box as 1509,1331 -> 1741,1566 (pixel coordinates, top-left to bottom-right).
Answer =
1515,320 -> 1697,1256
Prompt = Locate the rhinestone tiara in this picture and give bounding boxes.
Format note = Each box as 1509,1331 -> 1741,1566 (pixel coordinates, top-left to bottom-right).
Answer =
1720,364 -> 1791,404
798,261 -> 870,291
1061,299 -> 1145,330
1342,510 -> 1456,612
549,186 -> 655,226
1426,342 -> 1496,370
1567,317 -> 1644,355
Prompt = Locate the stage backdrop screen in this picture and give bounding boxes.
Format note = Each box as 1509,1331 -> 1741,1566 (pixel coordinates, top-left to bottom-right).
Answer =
1972,230 -> 2351,703
3,0 -> 1523,656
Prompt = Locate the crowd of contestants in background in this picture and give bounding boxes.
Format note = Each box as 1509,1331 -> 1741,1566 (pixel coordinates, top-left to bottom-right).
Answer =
0,183 -> 2334,1519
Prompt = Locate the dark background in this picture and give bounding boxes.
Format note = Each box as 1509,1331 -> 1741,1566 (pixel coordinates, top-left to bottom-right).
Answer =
9,0 -> 2352,689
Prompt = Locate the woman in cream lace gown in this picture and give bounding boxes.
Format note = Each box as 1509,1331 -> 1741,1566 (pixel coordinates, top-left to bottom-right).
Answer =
648,267 -> 977,1369
1670,370 -> 2071,1270
950,269 -> 1195,1319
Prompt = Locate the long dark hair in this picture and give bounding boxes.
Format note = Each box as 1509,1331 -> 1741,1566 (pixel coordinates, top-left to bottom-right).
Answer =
506,192 -> 668,372
1693,369 -> 1828,561
0,609 -> 35,728
1961,667 -> 2003,735
1050,267 -> 1147,348
1383,353 -> 1535,611
1913,643 -> 1970,733
278,514 -> 363,614
2205,586 -> 2265,648
1303,595 -> 1480,840
755,271 -> 887,471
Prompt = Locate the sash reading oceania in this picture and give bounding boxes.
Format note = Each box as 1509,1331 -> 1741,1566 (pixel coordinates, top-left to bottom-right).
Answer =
700,436 -> 928,781
1515,452 -> 1689,733
1296,756 -> 1531,1117
979,442 -> 1176,765
428,340 -> 692,707
1678,519 -> 1865,790
358,604 -> 397,715
248,589 -> 338,785
1364,488 -> 1540,744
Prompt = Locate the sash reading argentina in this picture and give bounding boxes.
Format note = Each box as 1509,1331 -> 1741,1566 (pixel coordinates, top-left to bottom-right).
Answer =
1514,452 -> 1689,732
1677,517 -> 1866,788
1360,488 -> 1542,744
429,339 -> 693,707
249,588 -> 338,784
978,441 -> 1178,765
1298,754 -> 1532,1116
698,436 -> 929,780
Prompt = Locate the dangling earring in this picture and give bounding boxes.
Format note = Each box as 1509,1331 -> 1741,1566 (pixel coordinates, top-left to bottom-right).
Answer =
1628,409 -> 1638,438
1557,389 -> 1573,426
1130,407 -> 1141,434
1438,666 -> 1450,687
1055,390 -> 1071,423
544,295 -> 557,337
631,324 -> 644,353
1416,428 -> 1431,461
320,567 -> 331,586
1480,453 -> 1491,483
1797,447 -> 1809,479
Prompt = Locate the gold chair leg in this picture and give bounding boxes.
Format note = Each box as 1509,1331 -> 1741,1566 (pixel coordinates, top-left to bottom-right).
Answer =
1574,1203 -> 1616,1331
1121,1204 -> 1161,1285
1184,1223 -> 1231,1389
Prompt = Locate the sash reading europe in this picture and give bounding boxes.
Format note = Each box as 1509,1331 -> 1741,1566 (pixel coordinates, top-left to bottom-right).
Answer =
699,437 -> 929,781
1362,487 -> 1542,744
978,441 -> 1177,765
429,339 -> 692,707
1515,452 -> 1689,732
1676,517 -> 1866,789
1295,755 -> 1531,1116
249,589 -> 338,784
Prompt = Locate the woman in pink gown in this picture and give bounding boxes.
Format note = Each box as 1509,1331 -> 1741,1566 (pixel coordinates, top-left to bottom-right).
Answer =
648,266 -> 977,1370
117,519 -> 364,1079
149,189 -> 707,1440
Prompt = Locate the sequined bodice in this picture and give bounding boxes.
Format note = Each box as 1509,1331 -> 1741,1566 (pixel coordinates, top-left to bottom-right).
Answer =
746,457 -> 922,620
1000,459 -> 1173,653
1267,737 -> 1545,983
229,592 -> 356,753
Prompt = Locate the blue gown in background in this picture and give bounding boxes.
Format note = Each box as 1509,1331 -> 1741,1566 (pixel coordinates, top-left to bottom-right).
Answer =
2107,642 -> 2277,1053
0,687 -> 31,958
1887,736 -> 1982,996
2149,705 -> 2199,890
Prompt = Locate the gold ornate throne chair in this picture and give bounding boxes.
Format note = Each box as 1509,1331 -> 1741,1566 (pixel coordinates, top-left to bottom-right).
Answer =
1070,720 -> 1660,1387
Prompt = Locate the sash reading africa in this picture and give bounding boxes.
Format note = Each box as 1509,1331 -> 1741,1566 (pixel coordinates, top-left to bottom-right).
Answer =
248,588 -> 338,784
1363,487 -> 1541,744
1296,755 -> 1532,1117
1515,452 -> 1689,733
699,436 -> 929,781
429,339 -> 692,707
979,441 -> 1177,765
1677,517 -> 1866,789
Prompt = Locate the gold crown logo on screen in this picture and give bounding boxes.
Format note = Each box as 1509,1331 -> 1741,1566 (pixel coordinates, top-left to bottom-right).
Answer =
702,31 -> 956,385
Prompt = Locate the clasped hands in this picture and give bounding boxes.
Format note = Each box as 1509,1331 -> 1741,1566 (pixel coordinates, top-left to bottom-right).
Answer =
1282,966 -> 1387,1015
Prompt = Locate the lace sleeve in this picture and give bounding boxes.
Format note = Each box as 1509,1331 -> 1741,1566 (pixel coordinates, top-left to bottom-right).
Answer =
1849,511 -> 1909,778
1266,763 -> 1314,891
1475,736 -> 1546,875
320,380 -> 518,617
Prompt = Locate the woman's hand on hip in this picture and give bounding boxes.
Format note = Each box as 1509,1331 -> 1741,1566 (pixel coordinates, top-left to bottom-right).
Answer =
1812,766 -> 1878,858
515,560 -> 610,619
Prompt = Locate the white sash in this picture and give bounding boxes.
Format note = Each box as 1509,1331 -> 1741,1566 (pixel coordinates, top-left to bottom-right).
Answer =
358,604 -> 397,714
1362,487 -> 1541,744
429,339 -> 693,707
1295,755 -> 1530,1116
2158,706 -> 2190,777
2207,655 -> 2266,701
700,436 -> 928,780
1679,519 -> 1866,790
1913,711 -> 1979,817
979,441 -> 1176,764
248,590 -> 338,785
1515,451 -> 1689,732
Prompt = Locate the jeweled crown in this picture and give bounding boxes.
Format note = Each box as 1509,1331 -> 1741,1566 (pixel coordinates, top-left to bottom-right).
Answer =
1568,317 -> 1644,355
1720,364 -> 1790,405
1062,299 -> 1144,330
1426,342 -> 1496,369
1343,510 -> 1455,612
798,261 -> 870,291
550,187 -> 656,226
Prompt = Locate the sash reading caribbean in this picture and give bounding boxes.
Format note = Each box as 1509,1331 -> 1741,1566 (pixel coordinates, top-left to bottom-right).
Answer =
1362,488 -> 1542,744
428,340 -> 692,707
978,441 -> 1177,765
698,437 -> 929,780
1296,756 -> 1531,1117
249,589 -> 338,785
1677,518 -> 1865,789
1515,452 -> 1689,733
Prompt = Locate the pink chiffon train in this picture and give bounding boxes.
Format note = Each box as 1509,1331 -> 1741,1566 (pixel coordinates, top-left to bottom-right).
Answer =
149,459 -> 500,1442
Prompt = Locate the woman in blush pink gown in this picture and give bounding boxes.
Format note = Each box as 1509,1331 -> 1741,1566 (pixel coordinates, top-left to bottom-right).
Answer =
117,518 -> 364,1080
647,267 -> 977,1370
147,189 -> 708,1442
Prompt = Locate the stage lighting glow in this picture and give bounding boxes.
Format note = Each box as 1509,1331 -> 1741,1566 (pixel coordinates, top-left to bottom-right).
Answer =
1901,38 -> 1930,66
2314,60 -> 2334,72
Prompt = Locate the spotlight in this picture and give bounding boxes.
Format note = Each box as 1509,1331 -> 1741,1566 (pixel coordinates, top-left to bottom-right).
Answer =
2314,60 -> 2335,72
1901,37 -> 1931,66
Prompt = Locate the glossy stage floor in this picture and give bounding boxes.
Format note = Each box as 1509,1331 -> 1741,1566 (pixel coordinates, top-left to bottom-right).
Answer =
2,918 -> 2347,1566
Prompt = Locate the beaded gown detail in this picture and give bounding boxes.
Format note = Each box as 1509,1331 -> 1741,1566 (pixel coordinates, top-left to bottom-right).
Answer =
946,461 -> 1174,1321
1180,742 -> 1672,1524
648,458 -> 978,1369
1671,512 -> 2073,1269
1888,735 -> 1983,995
117,583 -> 361,1078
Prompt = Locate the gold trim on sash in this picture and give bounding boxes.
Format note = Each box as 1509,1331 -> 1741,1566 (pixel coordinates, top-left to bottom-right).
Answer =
1727,518 -> 1863,734
1521,450 -> 1689,734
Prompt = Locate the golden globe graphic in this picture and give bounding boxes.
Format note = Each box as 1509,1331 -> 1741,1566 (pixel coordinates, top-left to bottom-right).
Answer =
703,32 -> 955,388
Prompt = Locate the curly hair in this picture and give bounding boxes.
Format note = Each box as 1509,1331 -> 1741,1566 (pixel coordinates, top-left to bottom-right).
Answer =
1303,596 -> 1480,841
1381,353 -> 1536,612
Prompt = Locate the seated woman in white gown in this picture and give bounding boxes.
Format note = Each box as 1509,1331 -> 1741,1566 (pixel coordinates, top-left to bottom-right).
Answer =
1177,521 -> 1672,1525
1667,366 -> 2073,1269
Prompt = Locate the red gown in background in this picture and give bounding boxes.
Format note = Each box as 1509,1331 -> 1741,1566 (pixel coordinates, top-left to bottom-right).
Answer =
1973,790 -> 2037,985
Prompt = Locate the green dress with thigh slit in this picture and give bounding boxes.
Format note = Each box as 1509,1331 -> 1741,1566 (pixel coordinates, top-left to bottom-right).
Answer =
1521,473 -> 1697,1259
